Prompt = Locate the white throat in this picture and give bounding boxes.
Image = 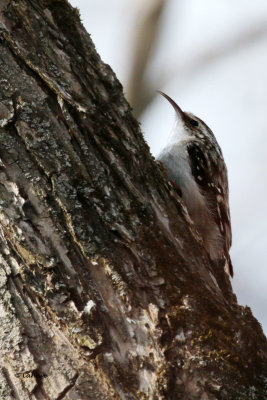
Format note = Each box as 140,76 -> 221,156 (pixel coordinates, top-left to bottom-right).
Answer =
168,119 -> 189,147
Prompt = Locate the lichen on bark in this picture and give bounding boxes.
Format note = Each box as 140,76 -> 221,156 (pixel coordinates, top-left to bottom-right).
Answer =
0,1 -> 266,399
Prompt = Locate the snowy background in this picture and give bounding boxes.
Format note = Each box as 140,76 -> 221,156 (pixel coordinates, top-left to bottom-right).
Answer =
69,0 -> 267,334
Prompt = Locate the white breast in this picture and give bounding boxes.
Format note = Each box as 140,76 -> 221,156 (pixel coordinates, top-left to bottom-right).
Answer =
158,142 -> 223,259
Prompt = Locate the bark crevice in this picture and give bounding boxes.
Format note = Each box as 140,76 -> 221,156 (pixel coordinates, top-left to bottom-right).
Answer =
0,1 -> 266,399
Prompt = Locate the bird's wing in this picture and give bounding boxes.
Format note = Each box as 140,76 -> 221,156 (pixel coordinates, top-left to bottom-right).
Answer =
186,141 -> 232,258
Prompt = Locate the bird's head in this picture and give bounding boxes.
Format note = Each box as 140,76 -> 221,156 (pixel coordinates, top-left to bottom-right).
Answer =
158,91 -> 217,146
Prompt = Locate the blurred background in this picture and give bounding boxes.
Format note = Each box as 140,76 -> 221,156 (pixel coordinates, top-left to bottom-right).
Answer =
69,0 -> 267,334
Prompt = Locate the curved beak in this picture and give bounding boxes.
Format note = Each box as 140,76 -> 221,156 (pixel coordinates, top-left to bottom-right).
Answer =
158,91 -> 184,120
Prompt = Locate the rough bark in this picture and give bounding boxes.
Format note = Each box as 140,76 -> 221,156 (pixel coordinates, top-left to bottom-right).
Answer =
0,1 -> 266,399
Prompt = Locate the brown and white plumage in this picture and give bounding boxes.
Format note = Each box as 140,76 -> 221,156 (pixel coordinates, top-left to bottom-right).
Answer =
158,92 -> 233,277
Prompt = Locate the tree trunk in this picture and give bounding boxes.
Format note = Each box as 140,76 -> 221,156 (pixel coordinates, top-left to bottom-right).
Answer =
0,1 -> 266,399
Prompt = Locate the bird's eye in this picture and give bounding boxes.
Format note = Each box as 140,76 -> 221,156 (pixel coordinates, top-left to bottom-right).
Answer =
189,119 -> 199,127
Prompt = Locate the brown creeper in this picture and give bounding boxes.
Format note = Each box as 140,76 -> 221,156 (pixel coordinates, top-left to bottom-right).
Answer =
158,91 -> 233,277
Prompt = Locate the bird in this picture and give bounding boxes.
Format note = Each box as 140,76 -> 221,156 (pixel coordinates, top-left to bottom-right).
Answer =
157,91 -> 233,278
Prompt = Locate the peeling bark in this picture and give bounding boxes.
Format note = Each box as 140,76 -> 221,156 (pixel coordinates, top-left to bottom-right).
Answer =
0,1 -> 266,399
